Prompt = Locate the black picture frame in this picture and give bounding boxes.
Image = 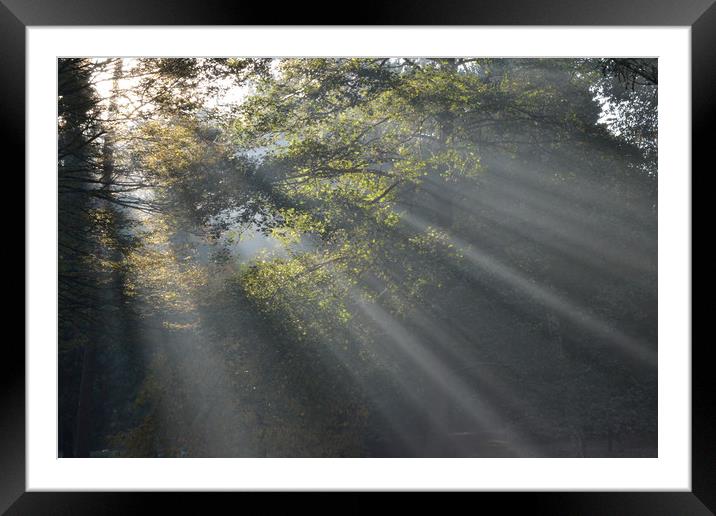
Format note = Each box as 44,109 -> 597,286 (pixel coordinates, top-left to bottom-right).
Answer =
4,1 -> 709,513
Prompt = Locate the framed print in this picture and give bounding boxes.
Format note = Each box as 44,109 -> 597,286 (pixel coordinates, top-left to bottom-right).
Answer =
4,0 -> 710,513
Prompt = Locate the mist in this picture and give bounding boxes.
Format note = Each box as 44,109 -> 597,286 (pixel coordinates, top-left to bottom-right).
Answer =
58,57 -> 658,458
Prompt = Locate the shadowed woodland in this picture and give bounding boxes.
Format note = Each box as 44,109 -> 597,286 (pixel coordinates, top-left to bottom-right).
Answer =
58,57 -> 658,457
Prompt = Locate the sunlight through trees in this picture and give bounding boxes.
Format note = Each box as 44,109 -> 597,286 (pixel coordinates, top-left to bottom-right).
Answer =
58,57 -> 657,458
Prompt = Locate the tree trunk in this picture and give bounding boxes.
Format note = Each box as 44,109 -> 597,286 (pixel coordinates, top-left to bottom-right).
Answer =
73,344 -> 96,457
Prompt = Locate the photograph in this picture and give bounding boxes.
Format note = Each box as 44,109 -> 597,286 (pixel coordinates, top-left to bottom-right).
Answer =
57,56 -> 658,459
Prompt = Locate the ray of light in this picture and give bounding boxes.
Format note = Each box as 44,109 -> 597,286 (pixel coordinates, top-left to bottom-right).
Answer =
335,273 -> 537,457
398,210 -> 657,368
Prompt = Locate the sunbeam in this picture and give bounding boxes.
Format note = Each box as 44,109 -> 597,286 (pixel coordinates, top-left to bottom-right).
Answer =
59,57 -> 658,458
